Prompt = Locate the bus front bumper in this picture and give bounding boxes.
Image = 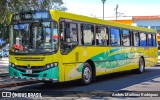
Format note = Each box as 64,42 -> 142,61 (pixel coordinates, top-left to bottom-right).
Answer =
9,66 -> 59,82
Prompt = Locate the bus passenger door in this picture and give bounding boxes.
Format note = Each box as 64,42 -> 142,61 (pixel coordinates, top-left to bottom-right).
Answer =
60,21 -> 80,81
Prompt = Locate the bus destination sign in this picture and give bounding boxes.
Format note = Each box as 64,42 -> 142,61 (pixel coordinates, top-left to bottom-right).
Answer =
12,11 -> 50,21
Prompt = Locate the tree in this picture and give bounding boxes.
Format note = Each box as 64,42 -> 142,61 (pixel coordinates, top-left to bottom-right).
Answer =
0,0 -> 67,25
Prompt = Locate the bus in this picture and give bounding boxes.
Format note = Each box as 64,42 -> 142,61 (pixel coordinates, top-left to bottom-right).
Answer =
158,34 -> 160,46
9,10 -> 158,85
157,34 -> 160,64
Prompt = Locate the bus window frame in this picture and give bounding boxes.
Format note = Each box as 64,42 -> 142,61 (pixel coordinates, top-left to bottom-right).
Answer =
110,27 -> 121,46
147,33 -> 153,47
152,33 -> 157,47
140,32 -> 147,47
130,30 -> 134,46
81,23 -> 94,46
59,19 -> 79,55
10,20 -> 58,55
95,25 -> 109,46
133,31 -> 140,47
122,29 -> 131,47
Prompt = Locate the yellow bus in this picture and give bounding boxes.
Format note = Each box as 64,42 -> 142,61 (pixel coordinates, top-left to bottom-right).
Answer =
9,10 -> 158,85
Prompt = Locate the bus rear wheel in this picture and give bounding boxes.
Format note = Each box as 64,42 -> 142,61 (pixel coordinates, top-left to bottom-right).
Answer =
81,63 -> 92,85
136,57 -> 145,74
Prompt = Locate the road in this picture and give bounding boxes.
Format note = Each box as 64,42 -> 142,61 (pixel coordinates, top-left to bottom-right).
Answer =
0,66 -> 160,99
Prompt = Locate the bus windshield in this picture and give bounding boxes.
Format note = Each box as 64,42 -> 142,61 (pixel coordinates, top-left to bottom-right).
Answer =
10,22 -> 58,54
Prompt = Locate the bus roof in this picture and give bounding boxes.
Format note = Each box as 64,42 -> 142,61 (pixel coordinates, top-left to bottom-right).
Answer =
50,10 -> 156,33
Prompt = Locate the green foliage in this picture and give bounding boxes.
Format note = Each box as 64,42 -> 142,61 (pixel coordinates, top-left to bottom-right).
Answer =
0,0 -> 67,25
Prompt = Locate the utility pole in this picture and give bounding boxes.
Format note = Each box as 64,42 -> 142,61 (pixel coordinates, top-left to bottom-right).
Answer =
115,4 -> 118,21
101,0 -> 106,20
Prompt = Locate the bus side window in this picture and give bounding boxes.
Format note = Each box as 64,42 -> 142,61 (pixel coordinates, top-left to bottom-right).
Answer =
133,31 -> 140,46
140,32 -> 147,47
60,21 -> 78,54
147,33 -> 152,46
122,29 -> 130,46
110,27 -> 120,46
95,26 -> 108,46
81,24 -> 94,45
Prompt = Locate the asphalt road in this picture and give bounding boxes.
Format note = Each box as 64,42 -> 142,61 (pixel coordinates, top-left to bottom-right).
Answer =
1,66 -> 160,99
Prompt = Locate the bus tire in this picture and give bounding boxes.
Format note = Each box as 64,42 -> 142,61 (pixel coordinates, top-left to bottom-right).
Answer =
136,57 -> 145,74
81,62 -> 92,85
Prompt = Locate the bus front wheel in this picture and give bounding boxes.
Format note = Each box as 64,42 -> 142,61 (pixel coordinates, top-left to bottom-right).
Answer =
81,63 -> 92,85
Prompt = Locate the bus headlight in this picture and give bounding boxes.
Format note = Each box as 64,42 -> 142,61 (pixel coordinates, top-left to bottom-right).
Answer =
9,63 -> 15,67
12,63 -> 15,67
51,63 -> 54,67
46,65 -> 50,69
45,62 -> 58,69
53,62 -> 58,66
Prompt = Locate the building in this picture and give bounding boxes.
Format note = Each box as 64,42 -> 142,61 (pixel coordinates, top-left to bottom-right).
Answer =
133,16 -> 160,34
111,16 -> 160,34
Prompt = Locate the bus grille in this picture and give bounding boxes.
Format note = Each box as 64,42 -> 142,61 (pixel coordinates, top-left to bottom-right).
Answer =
22,74 -> 39,77
14,66 -> 46,73
15,57 -> 45,61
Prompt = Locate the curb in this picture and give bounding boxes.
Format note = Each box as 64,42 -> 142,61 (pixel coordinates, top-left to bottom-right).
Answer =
0,73 -> 8,77
0,80 -> 40,88
155,65 -> 160,67
0,73 -> 40,88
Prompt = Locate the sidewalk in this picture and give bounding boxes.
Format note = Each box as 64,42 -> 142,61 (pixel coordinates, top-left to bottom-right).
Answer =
0,57 -> 9,74
0,57 -> 39,88
0,75 -> 39,88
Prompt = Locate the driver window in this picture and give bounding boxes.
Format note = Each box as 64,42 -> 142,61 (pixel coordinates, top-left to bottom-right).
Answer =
52,22 -> 58,50
60,21 -> 78,54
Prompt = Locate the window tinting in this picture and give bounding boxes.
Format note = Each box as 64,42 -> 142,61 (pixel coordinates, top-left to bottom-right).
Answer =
122,29 -> 130,46
81,24 -> 94,45
60,22 -> 78,54
110,28 -> 120,46
147,34 -> 152,46
95,26 -> 108,45
140,32 -> 147,46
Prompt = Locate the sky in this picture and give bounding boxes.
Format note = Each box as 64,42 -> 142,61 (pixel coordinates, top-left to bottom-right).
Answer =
62,0 -> 160,20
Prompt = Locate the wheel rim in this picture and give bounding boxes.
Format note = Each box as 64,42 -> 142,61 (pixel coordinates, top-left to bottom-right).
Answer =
83,67 -> 91,83
139,58 -> 144,72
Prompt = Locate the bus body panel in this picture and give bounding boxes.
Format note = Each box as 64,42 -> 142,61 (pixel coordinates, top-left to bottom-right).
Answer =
62,46 -> 158,81
9,54 -> 60,81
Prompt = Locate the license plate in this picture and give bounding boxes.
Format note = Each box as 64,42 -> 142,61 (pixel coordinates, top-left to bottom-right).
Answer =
26,69 -> 32,74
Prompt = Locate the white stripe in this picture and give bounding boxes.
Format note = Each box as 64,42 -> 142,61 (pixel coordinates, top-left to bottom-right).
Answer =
145,75 -> 160,81
0,61 -> 9,63
0,64 -> 8,66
